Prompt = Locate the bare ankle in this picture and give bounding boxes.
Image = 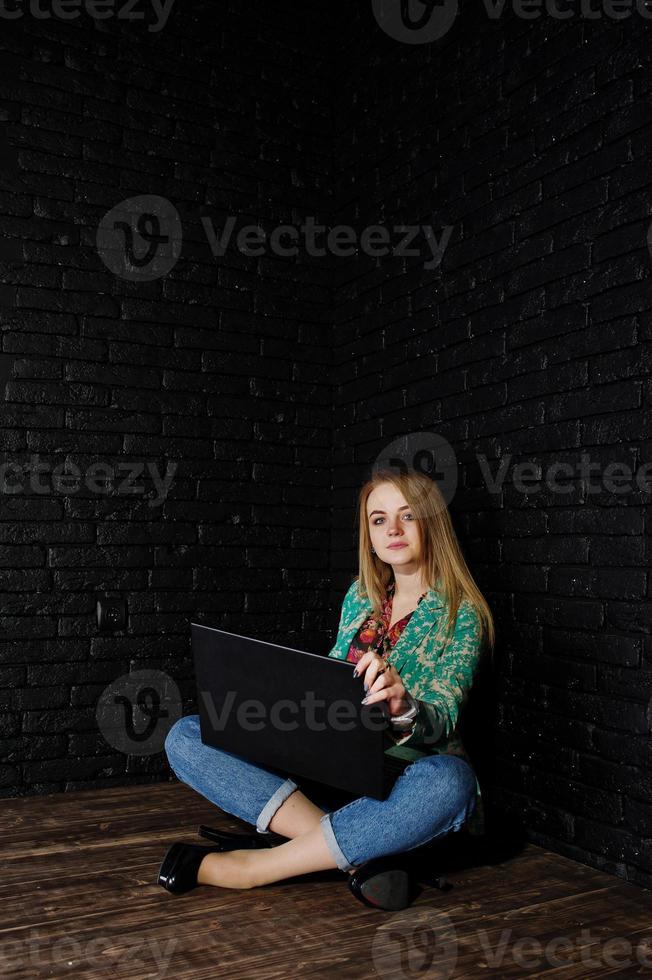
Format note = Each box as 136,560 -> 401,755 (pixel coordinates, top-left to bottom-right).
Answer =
268,789 -> 325,839
198,851 -> 256,890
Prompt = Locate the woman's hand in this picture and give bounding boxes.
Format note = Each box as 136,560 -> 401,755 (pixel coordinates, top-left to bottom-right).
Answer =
353,652 -> 410,718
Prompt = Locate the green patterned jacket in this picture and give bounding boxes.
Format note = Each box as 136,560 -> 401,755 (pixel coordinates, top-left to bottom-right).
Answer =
327,577 -> 486,836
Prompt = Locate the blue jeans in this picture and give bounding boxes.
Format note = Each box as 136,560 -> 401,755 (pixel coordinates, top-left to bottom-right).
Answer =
164,715 -> 477,873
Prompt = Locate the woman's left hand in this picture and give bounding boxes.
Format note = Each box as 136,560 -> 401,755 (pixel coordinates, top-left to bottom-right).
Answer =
353,651 -> 410,718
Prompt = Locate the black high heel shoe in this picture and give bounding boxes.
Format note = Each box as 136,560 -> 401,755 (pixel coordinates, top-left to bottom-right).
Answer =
198,824 -> 287,848
347,855 -> 419,911
158,841 -> 252,895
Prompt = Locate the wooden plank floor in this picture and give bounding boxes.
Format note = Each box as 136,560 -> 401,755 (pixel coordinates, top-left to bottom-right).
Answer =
3,781 -> 652,979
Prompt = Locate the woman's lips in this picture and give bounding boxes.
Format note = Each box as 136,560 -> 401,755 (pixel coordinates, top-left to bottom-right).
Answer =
387,543 -> 408,549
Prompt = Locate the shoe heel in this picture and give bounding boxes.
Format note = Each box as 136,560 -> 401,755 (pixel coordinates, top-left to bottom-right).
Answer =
348,862 -> 416,911
365,868 -> 411,910
197,824 -> 279,849
198,825 -> 222,844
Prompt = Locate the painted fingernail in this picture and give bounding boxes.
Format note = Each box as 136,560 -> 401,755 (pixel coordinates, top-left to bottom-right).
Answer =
361,696 -> 369,704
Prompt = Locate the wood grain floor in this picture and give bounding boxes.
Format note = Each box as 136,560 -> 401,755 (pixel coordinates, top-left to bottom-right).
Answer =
2,781 -> 652,978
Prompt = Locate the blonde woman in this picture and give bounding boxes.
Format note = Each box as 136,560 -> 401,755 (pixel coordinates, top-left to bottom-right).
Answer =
159,469 -> 494,910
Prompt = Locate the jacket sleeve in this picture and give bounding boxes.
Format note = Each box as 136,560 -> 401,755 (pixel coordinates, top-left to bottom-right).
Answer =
388,599 -> 483,749
388,693 -> 446,746
326,579 -> 359,658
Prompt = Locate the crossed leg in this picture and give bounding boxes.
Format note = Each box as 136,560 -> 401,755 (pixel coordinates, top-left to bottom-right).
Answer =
197,789 -> 342,889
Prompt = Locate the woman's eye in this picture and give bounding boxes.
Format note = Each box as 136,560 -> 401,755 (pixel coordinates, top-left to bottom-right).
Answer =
371,514 -> 413,524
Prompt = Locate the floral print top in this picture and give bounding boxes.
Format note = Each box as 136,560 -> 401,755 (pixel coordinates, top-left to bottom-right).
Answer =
345,581 -> 426,667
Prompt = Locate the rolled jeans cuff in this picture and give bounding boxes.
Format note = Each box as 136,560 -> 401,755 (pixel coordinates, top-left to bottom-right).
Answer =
319,812 -> 356,872
255,776 -> 299,834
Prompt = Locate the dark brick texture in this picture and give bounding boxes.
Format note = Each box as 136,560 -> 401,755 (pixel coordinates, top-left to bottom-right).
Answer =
1,0 -> 651,888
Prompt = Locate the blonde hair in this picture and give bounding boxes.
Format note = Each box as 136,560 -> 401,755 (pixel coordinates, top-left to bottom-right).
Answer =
355,468 -> 495,653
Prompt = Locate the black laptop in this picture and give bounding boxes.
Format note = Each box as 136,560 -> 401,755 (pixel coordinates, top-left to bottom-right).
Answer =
191,622 -> 404,800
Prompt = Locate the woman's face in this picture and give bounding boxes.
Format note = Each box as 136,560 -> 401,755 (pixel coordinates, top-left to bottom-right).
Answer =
366,482 -> 422,569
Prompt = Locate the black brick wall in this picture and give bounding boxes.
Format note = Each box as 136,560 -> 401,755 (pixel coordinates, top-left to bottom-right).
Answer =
330,5 -> 652,888
1,0 -> 651,890
0,4 -> 336,791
